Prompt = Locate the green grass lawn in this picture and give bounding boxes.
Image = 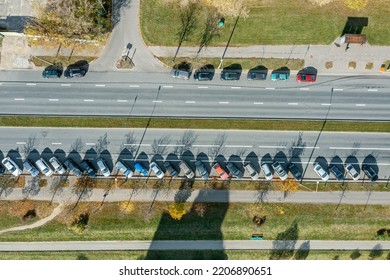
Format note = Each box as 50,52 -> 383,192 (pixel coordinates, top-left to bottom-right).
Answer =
140,0 -> 390,46
30,56 -> 97,67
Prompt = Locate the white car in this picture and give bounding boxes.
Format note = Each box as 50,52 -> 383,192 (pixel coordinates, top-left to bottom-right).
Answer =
244,162 -> 259,180
2,157 -> 22,177
49,157 -> 66,174
345,163 -> 360,180
35,158 -> 54,176
150,162 -> 164,179
115,160 -> 133,178
97,158 -> 110,177
313,162 -> 329,181
260,162 -> 273,181
271,161 -> 288,181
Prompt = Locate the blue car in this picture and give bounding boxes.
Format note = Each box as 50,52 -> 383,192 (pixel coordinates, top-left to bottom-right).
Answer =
270,72 -> 289,81
134,161 -> 148,176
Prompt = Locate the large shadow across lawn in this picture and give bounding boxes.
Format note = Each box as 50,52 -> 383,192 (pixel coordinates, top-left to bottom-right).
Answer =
145,187 -> 229,260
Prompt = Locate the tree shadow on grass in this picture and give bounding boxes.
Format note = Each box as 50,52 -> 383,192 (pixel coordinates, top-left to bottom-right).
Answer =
269,220 -> 299,260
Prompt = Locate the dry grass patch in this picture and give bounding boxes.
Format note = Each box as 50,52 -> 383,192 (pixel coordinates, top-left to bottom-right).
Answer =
365,62 -> 374,69
348,61 -> 357,69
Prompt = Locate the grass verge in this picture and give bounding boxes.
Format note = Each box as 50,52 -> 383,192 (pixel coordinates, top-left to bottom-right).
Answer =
30,56 -> 97,68
0,116 -> 389,133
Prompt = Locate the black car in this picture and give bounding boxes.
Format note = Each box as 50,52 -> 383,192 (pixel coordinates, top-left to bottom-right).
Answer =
362,164 -> 378,181
288,162 -> 302,180
64,68 -> 86,78
220,71 -> 240,81
163,161 -> 178,177
42,69 -> 61,78
194,70 -> 213,81
247,70 -> 267,80
80,160 -> 96,177
329,165 -> 344,181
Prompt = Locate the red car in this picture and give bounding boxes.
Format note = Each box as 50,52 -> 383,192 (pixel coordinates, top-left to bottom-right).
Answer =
296,73 -> 316,82
212,162 -> 229,180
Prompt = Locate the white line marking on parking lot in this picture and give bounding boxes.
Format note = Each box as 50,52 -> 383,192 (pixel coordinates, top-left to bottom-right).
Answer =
52,142 -> 62,145
253,102 -> 264,105
85,142 -> 96,145
49,99 -> 59,102
321,103 -> 331,106
292,146 -> 319,149
163,85 -> 173,88
117,100 -> 128,102
198,86 -> 208,89
219,101 -> 229,104
61,84 -> 71,87
0,83 -> 2,85
259,145 -> 286,149
265,87 -> 275,90
153,100 -> 162,103
158,144 -> 185,147
129,85 -> 140,88
300,88 -> 310,90
26,83 -> 36,86
288,102 -> 298,105
192,144 -> 219,147
16,142 -> 27,145
14,98 -> 25,101
225,145 -> 253,148
329,147 -> 390,151
84,99 -> 94,102
368,89 -> 378,92
185,101 -> 196,104
231,86 -> 241,89
355,104 -> 366,106
333,88 -> 343,91
95,84 -> 106,87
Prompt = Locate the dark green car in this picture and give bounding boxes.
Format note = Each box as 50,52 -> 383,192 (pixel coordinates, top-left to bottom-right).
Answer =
42,69 -> 61,78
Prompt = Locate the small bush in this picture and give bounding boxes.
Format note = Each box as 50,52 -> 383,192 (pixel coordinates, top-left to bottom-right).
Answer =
325,61 -> 333,69
70,213 -> 89,234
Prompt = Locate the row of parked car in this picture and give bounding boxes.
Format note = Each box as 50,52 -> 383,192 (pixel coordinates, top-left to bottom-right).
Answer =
42,68 -> 86,78
0,156 -> 378,182
171,68 -> 317,82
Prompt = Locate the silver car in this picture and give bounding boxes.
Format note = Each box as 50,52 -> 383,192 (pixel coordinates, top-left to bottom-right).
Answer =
271,161 -> 288,181
49,157 -> 67,174
35,158 -> 53,176
179,160 -> 195,179
195,160 -> 209,180
115,160 -> 133,178
244,162 -> 259,180
23,160 -> 40,177
260,162 -> 273,181
345,164 -> 360,180
64,158 -> 82,178
313,162 -> 329,181
97,158 -> 110,177
150,162 -> 164,179
2,157 -> 22,177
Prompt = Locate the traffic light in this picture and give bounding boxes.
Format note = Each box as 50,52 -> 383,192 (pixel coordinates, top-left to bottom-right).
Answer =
218,18 -> 225,27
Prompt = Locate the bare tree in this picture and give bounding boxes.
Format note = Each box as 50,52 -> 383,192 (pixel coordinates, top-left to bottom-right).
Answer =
70,138 -> 84,153
288,132 -> 307,158
208,133 -> 228,159
0,176 -> 15,197
22,177 -> 41,198
94,133 -> 110,156
195,11 -> 220,59
235,147 -> 247,158
21,134 -> 39,159
350,142 -> 361,157
119,132 -> 137,154
152,135 -> 171,155
173,130 -> 198,155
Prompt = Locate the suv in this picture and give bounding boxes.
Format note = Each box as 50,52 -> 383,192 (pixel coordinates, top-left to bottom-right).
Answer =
49,157 -> 66,174
271,72 -> 289,81
288,162 -> 302,180
296,73 -> 316,82
179,160 -> 194,179
42,69 -> 61,78
243,162 -> 259,180
247,70 -> 267,80
64,68 -> 86,78
212,162 -> 229,180
80,160 -> 96,177
220,71 -> 240,81
23,160 -> 40,177
2,157 -> 22,177
163,161 -> 178,177
329,165 -> 344,181
226,162 -> 243,179
64,158 -> 82,178
260,162 -> 273,181
35,158 -> 53,176
150,162 -> 164,179
362,164 -> 378,181
115,160 -> 133,178
170,69 -> 191,80
195,160 -> 209,179
271,161 -> 288,181
194,70 -> 213,81
134,161 -> 148,176
97,158 -> 110,177
313,162 -> 329,181
345,164 -> 359,180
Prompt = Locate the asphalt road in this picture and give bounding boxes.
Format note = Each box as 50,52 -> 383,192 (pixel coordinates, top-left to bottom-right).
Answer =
1,72 -> 390,120
1,128 -> 389,181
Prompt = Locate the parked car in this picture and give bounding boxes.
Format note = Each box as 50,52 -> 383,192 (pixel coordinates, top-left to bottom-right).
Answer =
80,160 -> 96,177
288,162 -> 302,180
134,161 -> 148,176
194,70 -> 213,81
150,162 -> 164,179
226,162 -> 243,179
170,69 -> 191,80
345,163 -> 360,181
270,72 -> 289,81
212,162 -> 229,180
115,160 -> 133,178
35,158 -> 54,176
220,70 -> 240,81
2,157 -> 22,177
247,69 -> 267,80
163,161 -> 178,178
243,162 -> 259,180
0,164 -> 4,175
313,162 -> 329,181
296,73 -> 317,82
362,164 -> 378,181
195,160 -> 209,180
63,158 -> 82,178
42,69 -> 61,78
49,157 -> 67,174
179,160 -> 194,179
64,68 -> 86,78
96,158 -> 110,177
260,162 -> 273,181
271,161 -> 288,181
329,165 -> 344,181
23,160 -> 40,177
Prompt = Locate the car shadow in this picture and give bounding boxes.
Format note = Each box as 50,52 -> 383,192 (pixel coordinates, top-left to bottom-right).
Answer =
314,156 -> 328,169
289,156 -> 303,173
100,150 -> 114,172
181,150 -> 196,170
245,151 -> 260,172
228,154 -> 244,174
345,155 -> 360,173
330,156 -> 344,173
196,152 -> 211,172
273,151 -> 288,169
41,147 -> 54,161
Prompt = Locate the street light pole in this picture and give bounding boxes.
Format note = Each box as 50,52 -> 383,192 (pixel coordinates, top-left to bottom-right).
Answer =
218,14 -> 240,69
